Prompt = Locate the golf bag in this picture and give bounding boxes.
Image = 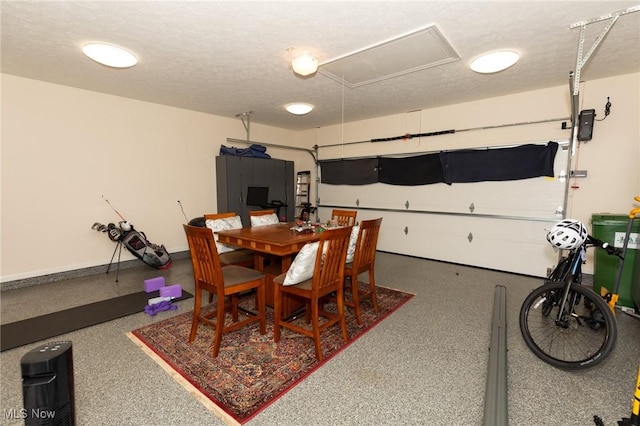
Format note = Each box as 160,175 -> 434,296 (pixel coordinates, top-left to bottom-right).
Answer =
92,222 -> 172,269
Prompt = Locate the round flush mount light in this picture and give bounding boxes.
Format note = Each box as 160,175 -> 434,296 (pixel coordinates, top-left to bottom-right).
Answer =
470,50 -> 519,74
291,51 -> 318,76
285,103 -> 314,115
82,43 -> 138,68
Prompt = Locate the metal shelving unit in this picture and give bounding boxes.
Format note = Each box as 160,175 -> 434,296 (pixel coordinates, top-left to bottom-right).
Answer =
295,171 -> 311,220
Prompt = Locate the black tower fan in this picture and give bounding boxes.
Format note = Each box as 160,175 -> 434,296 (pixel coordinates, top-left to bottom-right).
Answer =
21,341 -> 75,425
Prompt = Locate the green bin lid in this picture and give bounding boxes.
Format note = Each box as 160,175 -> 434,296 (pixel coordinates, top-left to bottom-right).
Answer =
591,214 -> 633,225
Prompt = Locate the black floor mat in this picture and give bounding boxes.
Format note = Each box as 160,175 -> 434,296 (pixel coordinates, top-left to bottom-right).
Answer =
1,290 -> 193,352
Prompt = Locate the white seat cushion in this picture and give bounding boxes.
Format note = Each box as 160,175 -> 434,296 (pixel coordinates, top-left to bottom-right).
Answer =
250,213 -> 279,227
345,224 -> 359,264
282,242 -> 319,285
205,215 -> 243,254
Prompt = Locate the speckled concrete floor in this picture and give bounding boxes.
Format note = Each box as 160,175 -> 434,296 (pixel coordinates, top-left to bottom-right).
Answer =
1,253 -> 639,425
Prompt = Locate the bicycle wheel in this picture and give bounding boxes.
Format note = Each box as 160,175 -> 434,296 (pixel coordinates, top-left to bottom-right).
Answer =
519,282 -> 617,369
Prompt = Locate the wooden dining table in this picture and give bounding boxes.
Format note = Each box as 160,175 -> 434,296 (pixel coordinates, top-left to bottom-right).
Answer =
216,222 -> 321,318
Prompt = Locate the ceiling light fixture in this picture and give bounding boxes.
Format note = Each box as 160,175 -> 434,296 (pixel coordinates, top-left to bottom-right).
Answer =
291,51 -> 318,76
285,103 -> 314,115
82,43 -> 138,68
470,50 -> 519,74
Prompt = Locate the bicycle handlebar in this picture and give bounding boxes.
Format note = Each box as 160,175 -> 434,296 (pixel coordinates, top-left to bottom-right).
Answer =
603,245 -> 623,258
585,235 -> 624,259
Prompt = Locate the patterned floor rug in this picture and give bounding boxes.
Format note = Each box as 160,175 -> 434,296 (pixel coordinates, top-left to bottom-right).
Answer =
128,284 -> 413,425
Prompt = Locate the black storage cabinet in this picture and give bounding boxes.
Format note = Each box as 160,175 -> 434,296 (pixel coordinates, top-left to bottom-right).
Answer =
216,156 -> 295,225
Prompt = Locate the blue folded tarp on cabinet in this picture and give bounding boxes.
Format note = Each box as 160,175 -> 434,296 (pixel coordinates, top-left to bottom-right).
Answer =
220,144 -> 271,158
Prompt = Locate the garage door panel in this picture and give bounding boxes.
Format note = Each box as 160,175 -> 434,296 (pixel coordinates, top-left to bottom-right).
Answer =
320,176 -> 565,218
360,210 -> 557,277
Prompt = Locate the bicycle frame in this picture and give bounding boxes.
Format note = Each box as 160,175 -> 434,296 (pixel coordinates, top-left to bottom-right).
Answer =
549,235 -> 614,326
553,246 -> 584,326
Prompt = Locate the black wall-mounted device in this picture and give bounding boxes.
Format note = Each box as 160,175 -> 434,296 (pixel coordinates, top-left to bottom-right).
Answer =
577,109 -> 596,141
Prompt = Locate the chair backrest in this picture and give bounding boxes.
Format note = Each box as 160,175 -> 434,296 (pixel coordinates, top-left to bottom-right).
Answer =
202,212 -> 244,253
204,212 -> 237,221
249,209 -> 275,217
183,224 -> 224,293
352,218 -> 383,272
249,209 -> 279,227
331,209 -> 357,227
312,226 -> 352,295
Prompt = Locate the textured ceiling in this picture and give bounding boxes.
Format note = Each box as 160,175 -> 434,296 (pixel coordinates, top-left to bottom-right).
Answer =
1,1 -> 639,131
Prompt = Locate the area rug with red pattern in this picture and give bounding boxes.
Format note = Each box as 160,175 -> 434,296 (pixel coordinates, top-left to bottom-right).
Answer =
127,284 -> 413,425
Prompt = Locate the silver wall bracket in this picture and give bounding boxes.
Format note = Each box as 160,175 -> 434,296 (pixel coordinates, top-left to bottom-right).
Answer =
235,111 -> 253,141
570,6 -> 640,96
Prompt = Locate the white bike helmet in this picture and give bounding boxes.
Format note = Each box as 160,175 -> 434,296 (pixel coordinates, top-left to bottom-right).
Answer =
546,219 -> 588,249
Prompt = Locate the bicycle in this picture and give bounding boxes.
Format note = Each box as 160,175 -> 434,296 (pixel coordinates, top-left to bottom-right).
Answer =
519,219 -> 624,370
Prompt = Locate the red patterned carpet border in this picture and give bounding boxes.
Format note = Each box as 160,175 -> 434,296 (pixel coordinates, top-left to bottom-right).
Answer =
129,284 -> 413,424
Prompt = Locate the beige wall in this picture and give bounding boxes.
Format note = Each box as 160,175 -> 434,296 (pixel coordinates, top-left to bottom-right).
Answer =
2,72 -> 638,281
0,74 -> 306,281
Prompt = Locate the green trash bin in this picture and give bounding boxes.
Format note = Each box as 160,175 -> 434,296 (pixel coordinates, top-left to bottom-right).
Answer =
591,214 -> 639,309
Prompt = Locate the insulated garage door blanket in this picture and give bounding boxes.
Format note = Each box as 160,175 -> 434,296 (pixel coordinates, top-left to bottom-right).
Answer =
320,142 -> 559,186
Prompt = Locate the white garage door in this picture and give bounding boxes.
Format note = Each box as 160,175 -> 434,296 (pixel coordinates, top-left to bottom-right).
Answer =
317,141 -> 569,277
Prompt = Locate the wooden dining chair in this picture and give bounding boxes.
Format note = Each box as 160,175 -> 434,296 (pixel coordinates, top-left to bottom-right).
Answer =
204,212 -> 256,304
249,209 -> 279,227
273,226 -> 352,361
331,209 -> 357,227
183,224 -> 266,358
344,217 -> 383,324
203,212 -> 254,268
